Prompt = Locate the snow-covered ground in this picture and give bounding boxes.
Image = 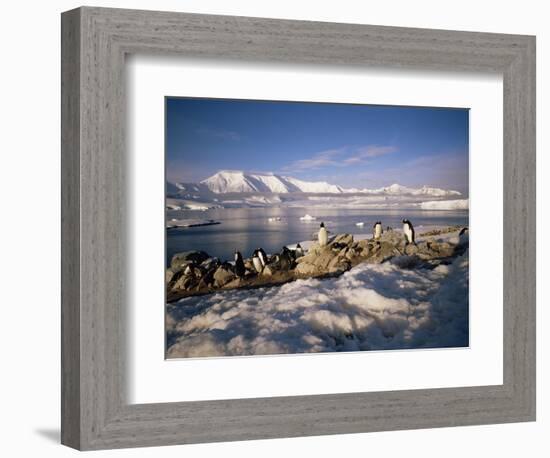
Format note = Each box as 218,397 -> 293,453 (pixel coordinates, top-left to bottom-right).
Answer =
167,247 -> 469,358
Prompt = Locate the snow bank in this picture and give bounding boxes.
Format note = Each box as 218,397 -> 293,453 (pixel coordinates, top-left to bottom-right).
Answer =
167,249 -> 469,358
420,199 -> 469,210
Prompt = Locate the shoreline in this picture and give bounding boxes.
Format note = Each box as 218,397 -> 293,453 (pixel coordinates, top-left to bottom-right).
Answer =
166,225 -> 468,303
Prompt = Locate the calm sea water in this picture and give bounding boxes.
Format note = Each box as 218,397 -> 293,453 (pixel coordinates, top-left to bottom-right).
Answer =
166,207 -> 468,265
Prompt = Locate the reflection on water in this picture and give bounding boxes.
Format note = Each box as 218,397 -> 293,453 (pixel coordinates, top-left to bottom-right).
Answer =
166,207 -> 468,265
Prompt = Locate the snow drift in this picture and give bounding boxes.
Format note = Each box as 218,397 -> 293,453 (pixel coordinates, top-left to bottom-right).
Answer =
167,249 -> 469,358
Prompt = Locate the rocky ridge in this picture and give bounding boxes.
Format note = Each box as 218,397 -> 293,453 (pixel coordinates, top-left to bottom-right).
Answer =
166,226 -> 468,302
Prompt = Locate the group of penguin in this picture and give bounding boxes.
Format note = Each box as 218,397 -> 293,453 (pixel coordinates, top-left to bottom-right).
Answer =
318,219 -> 416,246
232,219 -> 417,279
233,244 -> 305,279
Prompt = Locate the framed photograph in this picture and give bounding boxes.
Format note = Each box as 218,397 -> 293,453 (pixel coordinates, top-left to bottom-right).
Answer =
61,6 -> 536,450
164,97 -> 471,359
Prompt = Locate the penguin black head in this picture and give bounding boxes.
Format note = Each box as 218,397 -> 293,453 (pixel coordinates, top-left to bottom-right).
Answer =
296,243 -> 302,249
320,222 -> 325,228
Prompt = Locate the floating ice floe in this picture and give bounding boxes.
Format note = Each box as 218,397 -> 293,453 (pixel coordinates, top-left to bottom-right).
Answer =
300,214 -> 317,221
268,217 -> 282,222
166,219 -> 221,229
355,222 -> 365,227
185,204 -> 209,211
419,199 -> 469,210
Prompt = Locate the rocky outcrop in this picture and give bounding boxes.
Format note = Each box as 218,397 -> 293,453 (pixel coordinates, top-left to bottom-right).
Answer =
213,264 -> 236,287
166,227 -> 468,302
171,250 -> 210,270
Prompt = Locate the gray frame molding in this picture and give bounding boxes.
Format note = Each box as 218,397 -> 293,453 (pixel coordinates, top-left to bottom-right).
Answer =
61,6 -> 536,451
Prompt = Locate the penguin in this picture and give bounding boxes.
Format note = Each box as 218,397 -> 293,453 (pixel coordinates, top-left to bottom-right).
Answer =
373,221 -> 383,240
402,219 -> 416,245
256,247 -> 268,268
295,243 -> 304,258
458,227 -> 469,246
279,246 -> 294,271
234,251 -> 246,278
252,250 -> 264,273
318,222 -> 328,247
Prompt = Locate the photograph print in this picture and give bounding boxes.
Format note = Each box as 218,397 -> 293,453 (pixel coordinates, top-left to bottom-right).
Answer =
165,97 -> 469,359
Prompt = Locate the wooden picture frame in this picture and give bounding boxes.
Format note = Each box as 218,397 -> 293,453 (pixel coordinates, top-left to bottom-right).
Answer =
61,6 -> 536,450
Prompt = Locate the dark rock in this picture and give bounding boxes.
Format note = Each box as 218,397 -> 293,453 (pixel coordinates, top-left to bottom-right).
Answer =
391,255 -> 420,269
332,234 -> 354,246
367,241 -> 402,264
223,278 -> 243,289
201,257 -> 220,270
166,268 -> 177,284
171,250 -> 210,270
172,273 -> 199,292
213,265 -> 235,287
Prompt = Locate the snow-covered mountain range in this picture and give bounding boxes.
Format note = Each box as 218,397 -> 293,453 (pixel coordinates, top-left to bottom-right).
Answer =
170,170 -> 461,197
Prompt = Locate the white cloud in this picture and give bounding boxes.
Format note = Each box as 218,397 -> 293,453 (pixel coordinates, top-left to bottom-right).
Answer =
282,148 -> 345,171
343,145 -> 398,165
283,145 -> 397,172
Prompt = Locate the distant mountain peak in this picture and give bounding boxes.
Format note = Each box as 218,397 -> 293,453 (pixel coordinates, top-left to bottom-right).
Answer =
199,170 -> 342,194
170,170 -> 461,197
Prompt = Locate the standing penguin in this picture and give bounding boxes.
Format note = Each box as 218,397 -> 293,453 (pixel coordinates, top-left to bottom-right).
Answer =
318,222 -> 328,247
234,251 -> 246,278
458,227 -> 469,245
252,250 -> 264,273
256,247 -> 268,268
373,221 -> 383,240
279,246 -> 294,271
295,243 -> 304,258
402,219 -> 416,245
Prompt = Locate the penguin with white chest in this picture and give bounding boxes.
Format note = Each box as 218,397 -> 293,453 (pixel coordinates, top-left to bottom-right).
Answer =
402,219 -> 416,245
252,249 -> 264,273
256,248 -> 268,268
373,221 -> 383,240
234,251 -> 246,278
318,222 -> 328,247
295,243 -> 304,258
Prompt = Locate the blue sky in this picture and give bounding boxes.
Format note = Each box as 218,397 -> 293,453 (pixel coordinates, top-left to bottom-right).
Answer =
166,97 -> 469,194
